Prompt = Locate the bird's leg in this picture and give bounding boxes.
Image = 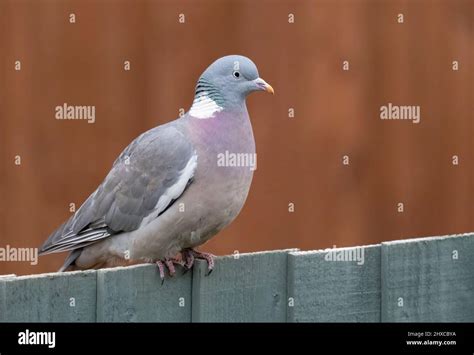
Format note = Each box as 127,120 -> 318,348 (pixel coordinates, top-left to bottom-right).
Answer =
156,258 -> 184,283
170,257 -> 186,268
182,248 -> 215,274
155,260 -> 166,282
181,249 -> 195,270
165,259 -> 177,277
197,251 -> 215,274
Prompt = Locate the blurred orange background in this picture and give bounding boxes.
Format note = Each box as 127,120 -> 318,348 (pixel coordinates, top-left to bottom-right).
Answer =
0,0 -> 472,275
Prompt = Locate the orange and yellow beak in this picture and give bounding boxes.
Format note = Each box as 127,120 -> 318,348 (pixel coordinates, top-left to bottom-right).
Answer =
254,77 -> 275,94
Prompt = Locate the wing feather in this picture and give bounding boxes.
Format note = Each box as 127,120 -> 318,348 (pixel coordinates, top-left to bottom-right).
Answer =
39,122 -> 197,255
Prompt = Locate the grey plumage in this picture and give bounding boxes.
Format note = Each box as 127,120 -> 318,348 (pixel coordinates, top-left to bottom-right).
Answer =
39,55 -> 274,271
41,123 -> 194,253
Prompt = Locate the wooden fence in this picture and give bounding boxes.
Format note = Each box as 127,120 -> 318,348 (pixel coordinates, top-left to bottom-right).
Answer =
1,233 -> 473,322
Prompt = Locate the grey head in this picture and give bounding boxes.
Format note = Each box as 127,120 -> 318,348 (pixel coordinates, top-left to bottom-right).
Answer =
189,55 -> 274,117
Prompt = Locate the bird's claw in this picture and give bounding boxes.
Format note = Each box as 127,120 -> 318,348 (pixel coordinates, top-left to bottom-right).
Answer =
155,251 -> 214,283
182,249 -> 215,275
155,258 -> 185,283
182,250 -> 195,270
155,260 -> 166,284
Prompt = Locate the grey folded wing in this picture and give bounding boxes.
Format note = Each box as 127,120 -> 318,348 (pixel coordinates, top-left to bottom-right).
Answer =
39,122 -> 197,255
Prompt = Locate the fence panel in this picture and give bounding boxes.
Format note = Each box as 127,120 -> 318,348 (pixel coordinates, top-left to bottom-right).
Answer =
287,245 -> 381,322
0,270 -> 96,322
96,264 -> 192,322
381,233 -> 474,322
191,250 -> 296,322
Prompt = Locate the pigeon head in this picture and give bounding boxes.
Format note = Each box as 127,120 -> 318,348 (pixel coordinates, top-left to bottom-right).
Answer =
189,55 -> 274,118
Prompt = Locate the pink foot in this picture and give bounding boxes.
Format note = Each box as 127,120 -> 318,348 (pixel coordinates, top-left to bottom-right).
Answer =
155,260 -> 166,281
182,250 -> 195,270
155,258 -> 184,283
165,259 -> 177,276
182,249 -> 215,275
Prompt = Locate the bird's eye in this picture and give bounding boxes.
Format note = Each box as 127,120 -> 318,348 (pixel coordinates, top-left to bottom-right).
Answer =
232,71 -> 240,78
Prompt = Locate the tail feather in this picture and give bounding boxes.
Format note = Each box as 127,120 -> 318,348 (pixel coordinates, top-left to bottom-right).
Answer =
58,249 -> 82,272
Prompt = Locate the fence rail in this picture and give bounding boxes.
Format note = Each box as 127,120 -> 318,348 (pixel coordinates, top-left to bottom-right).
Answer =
1,233 -> 473,322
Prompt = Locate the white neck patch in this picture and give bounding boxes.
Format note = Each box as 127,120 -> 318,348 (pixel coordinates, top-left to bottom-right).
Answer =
189,92 -> 223,119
